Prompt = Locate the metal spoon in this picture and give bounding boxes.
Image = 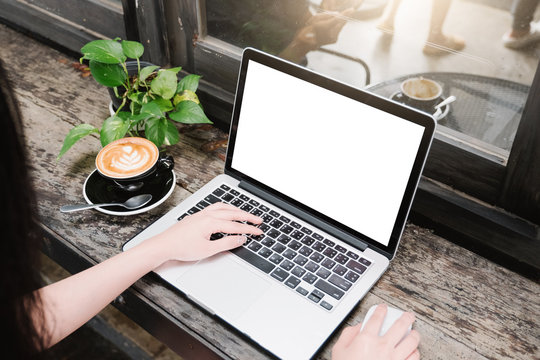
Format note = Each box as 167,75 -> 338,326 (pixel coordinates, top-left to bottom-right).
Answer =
60,194 -> 153,213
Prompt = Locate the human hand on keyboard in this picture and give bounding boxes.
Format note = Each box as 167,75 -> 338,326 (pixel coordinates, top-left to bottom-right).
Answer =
147,202 -> 263,264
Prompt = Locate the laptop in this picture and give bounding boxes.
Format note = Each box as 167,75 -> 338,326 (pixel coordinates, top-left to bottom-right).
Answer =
123,48 -> 435,359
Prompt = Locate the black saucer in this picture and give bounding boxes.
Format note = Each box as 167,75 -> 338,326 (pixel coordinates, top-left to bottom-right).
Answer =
83,169 -> 175,215
390,91 -> 450,120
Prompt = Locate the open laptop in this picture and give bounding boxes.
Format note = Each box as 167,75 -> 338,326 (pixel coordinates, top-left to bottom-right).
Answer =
123,48 -> 435,359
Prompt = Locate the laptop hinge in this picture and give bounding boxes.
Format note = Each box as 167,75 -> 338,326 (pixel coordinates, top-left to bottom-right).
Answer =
239,181 -> 369,252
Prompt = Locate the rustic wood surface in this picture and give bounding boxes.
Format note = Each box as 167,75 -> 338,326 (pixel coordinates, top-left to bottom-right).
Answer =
1,24 -> 538,360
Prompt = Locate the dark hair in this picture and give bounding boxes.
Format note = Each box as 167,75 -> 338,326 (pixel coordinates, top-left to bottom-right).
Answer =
0,59 -> 48,357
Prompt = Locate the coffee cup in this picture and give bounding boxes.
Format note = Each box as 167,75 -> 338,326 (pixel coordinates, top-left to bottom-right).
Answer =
96,137 -> 174,191
400,77 -> 442,110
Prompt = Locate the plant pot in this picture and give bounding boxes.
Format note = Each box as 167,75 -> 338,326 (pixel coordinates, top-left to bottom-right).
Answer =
108,60 -> 157,111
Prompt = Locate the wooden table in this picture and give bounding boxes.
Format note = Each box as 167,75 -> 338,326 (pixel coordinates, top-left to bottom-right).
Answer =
1,24 -> 538,360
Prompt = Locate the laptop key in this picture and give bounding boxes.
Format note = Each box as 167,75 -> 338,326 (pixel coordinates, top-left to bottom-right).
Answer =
219,184 -> 231,191
301,227 -> 312,235
277,234 -> 291,244
230,198 -> 243,207
346,251 -> 359,260
312,233 -> 324,241
241,203 -> 254,212
204,194 -> 221,204
290,221 -> 302,229
259,204 -> 270,212
335,254 -> 349,265
309,252 -> 324,263
316,268 -> 332,279
323,248 -> 337,258
328,274 -> 352,291
282,249 -> 297,260
269,219 -> 284,229
291,230 -> 304,240
345,271 -> 360,283
301,236 -> 315,246
196,200 -> 210,209
293,255 -> 308,266
289,240 -> 302,250
296,286 -> 309,296
323,239 -> 335,247
266,229 -> 280,239
230,247 -> 275,274
346,259 -> 367,274
305,261 -> 319,273
303,273 -> 318,284
299,246 -> 313,257
258,247 -> 273,258
314,279 -> 345,300
320,301 -> 333,311
335,245 -> 347,253
285,276 -> 301,289
261,237 -> 276,247
279,215 -> 291,223
212,188 -> 225,197
321,258 -> 336,270
272,243 -> 287,254
333,265 -> 348,276
269,253 -> 284,265
269,210 -> 280,217
280,225 -> 294,234
248,242 -> 262,252
359,257 -> 372,267
308,291 -> 323,304
271,268 -> 289,282
249,199 -> 260,207
312,241 -> 326,253
221,193 -> 234,202
240,194 -> 250,202
292,266 -> 306,278
280,260 -> 295,271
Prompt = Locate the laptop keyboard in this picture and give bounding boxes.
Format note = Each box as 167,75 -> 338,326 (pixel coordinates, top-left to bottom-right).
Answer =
177,184 -> 373,311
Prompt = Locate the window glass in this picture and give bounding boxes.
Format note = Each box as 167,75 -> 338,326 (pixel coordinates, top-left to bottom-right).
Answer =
205,0 -> 539,154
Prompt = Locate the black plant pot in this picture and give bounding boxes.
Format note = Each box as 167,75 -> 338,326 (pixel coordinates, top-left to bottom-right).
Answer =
108,60 -> 157,111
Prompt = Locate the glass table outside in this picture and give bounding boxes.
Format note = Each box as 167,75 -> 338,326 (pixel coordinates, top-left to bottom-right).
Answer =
366,72 -> 530,153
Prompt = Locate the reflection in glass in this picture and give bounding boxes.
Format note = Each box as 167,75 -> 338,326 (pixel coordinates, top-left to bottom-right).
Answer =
205,0 -> 540,153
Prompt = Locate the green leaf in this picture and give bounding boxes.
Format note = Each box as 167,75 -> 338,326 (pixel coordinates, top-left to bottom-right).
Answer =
163,120 -> 180,146
81,39 -> 126,64
100,115 -> 130,146
169,101 -> 212,124
150,69 -> 178,100
144,117 -> 168,147
139,65 -> 159,83
121,40 -> 144,59
89,60 -> 127,87
168,66 -> 182,74
173,89 -> 199,106
153,98 -> 174,112
177,74 -> 201,93
140,101 -> 163,118
58,124 -> 99,159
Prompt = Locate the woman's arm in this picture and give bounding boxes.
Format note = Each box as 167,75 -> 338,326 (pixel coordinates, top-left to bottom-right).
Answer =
34,203 -> 262,347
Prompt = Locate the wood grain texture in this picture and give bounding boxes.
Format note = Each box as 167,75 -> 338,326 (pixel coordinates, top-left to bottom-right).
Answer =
0,24 -> 538,360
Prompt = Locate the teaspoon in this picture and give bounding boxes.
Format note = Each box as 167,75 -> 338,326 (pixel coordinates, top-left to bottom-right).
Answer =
60,194 -> 153,213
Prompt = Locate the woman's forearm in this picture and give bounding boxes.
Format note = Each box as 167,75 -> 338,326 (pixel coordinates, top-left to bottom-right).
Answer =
36,240 -> 164,347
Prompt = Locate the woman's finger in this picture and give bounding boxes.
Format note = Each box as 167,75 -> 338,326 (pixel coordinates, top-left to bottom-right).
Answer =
214,220 -> 263,236
361,304 -> 387,335
210,208 -> 263,224
395,330 -> 421,359
207,235 -> 248,256
334,323 -> 362,349
383,312 -> 415,346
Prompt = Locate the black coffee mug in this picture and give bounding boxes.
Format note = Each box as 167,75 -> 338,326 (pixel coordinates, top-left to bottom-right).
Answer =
111,154 -> 174,192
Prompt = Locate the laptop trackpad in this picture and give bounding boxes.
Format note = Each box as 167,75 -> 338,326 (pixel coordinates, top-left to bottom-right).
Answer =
176,254 -> 270,320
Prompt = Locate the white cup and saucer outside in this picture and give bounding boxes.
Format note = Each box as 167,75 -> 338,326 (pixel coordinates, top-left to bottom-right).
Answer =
390,77 -> 452,121
83,137 -> 176,216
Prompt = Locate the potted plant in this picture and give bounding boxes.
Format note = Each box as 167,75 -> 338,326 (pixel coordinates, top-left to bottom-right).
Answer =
58,38 -> 212,159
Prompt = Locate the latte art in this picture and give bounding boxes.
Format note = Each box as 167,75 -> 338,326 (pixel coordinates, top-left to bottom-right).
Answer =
96,137 -> 159,179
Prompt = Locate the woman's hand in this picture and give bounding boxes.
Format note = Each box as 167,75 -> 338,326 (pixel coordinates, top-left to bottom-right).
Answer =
332,304 -> 421,360
147,202 -> 263,264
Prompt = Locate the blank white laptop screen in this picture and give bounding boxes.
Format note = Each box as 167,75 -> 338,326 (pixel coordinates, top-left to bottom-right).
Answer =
231,60 -> 425,247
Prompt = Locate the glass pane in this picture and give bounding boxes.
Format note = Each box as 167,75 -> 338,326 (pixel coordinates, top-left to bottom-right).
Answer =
205,0 -> 539,154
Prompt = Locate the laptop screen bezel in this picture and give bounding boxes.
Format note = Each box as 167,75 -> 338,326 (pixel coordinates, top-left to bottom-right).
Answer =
225,47 -> 435,259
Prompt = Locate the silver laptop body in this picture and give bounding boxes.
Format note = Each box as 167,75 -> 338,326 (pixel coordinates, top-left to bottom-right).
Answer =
123,48 -> 435,360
